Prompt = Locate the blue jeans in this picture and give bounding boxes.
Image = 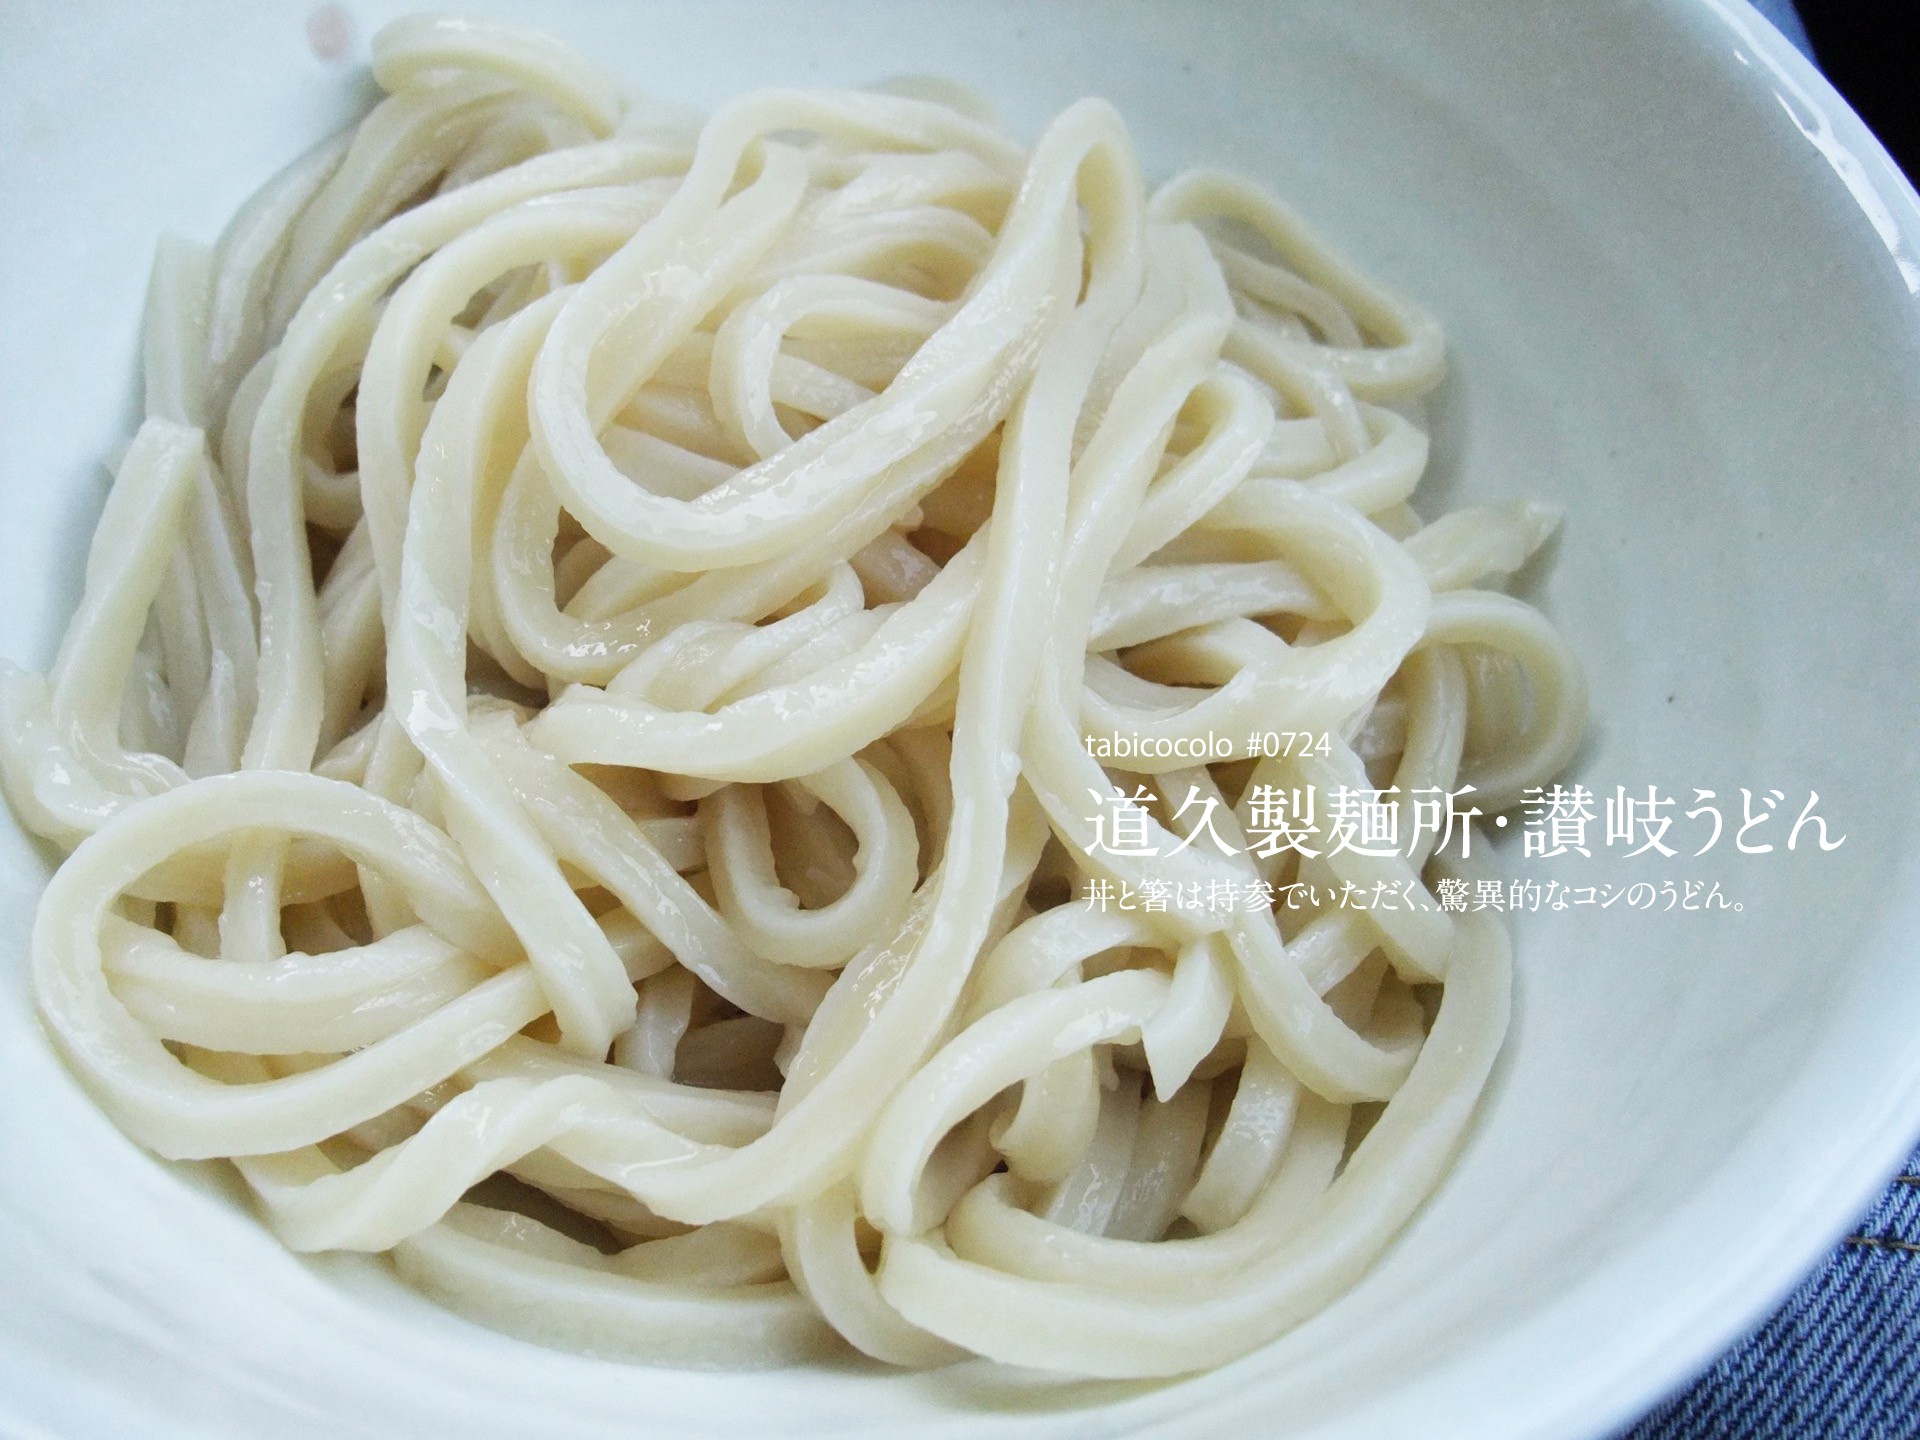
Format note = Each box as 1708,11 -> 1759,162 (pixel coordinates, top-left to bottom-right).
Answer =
1622,1144 -> 1920,1438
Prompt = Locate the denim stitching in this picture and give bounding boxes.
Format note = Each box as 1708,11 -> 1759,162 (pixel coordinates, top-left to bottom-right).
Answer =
1622,1141 -> 1920,1439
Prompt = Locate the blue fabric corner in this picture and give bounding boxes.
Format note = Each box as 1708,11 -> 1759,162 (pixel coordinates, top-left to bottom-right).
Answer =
1622,1145 -> 1920,1438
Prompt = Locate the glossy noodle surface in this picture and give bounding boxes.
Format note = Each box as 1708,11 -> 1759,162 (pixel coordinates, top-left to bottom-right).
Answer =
0,15 -> 1584,1377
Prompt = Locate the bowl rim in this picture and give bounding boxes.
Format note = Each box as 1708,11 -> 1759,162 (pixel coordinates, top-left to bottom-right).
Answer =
1201,8 -> 1920,1434
1528,2 -> 1920,1432
3,2 -> 1920,1437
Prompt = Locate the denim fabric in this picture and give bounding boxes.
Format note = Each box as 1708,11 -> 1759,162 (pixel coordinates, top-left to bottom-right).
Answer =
1621,1144 -> 1920,1439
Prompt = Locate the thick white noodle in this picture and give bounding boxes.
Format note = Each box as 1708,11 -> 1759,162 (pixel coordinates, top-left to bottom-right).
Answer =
1,15 -> 1585,1376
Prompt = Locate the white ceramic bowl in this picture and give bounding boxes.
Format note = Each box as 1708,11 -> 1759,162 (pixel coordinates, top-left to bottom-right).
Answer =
4,2 -> 1919,1436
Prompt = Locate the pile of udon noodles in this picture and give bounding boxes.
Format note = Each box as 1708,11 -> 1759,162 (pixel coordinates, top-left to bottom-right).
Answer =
1,17 -> 1583,1376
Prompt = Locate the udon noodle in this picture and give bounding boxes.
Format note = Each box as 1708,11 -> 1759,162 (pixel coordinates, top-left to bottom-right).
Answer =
0,15 -> 1585,1376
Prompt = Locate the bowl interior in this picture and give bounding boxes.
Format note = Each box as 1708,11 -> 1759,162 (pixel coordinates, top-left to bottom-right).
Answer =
3,2 -> 1919,1437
